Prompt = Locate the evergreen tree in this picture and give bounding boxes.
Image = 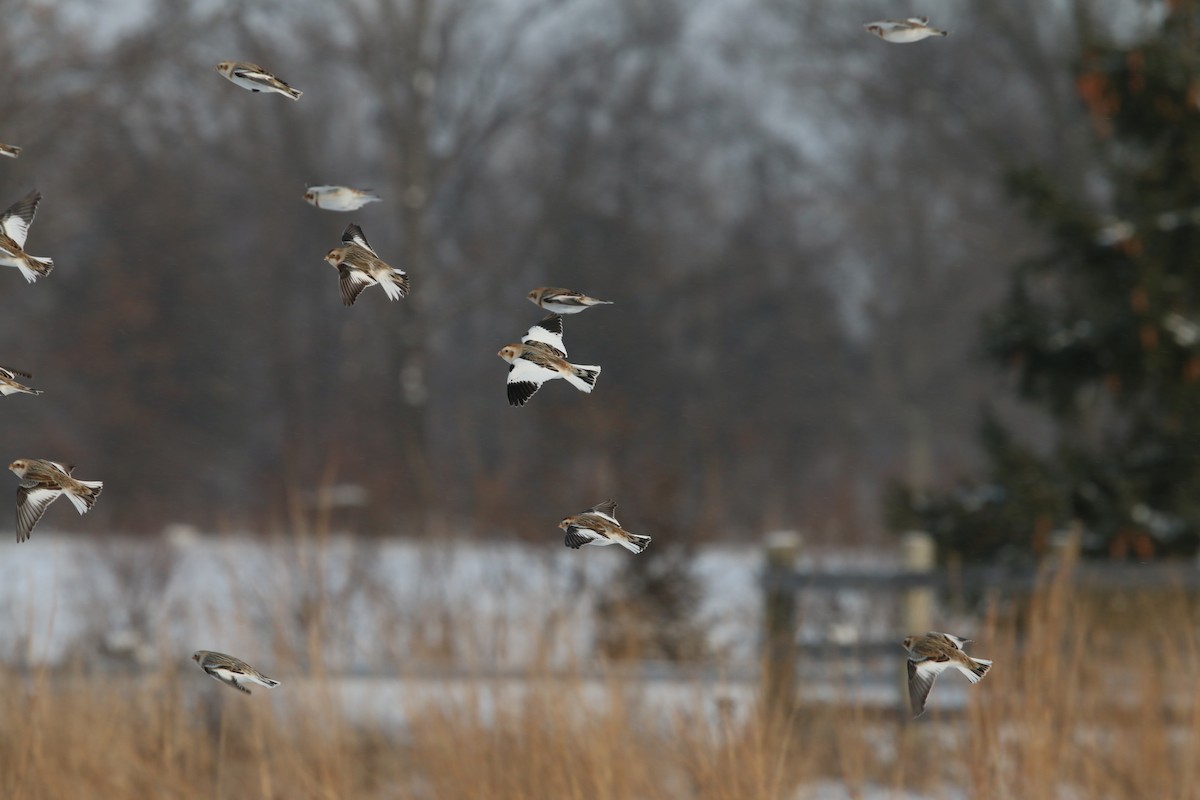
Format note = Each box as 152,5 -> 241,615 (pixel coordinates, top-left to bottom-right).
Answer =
895,6 -> 1200,560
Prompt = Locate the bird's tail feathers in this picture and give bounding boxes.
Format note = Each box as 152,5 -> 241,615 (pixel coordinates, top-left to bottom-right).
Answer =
565,364 -> 601,393
960,657 -> 991,683
0,382 -> 40,396
285,86 -> 303,100
65,480 -> 103,514
251,675 -> 281,688
19,257 -> 52,283
381,272 -> 410,300
618,533 -> 651,554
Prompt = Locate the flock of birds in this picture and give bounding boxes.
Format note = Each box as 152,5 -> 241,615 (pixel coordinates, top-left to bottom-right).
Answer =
0,15 -> 988,713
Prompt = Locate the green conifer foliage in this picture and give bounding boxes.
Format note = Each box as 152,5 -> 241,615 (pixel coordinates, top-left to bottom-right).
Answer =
899,7 -> 1200,560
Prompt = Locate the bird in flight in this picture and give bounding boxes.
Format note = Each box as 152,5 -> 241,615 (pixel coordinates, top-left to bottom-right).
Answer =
903,632 -> 991,717
558,500 -> 651,554
0,189 -> 53,283
864,17 -> 948,43
192,650 -> 281,695
0,364 -> 41,398
497,314 -> 601,406
215,61 -> 303,100
8,458 -> 102,543
527,287 -> 613,315
304,186 -> 383,212
323,224 -> 409,306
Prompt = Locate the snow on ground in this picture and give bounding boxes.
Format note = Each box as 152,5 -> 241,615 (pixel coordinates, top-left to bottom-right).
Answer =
0,530 -> 948,715
0,531 -> 771,668
0,532 -> 915,660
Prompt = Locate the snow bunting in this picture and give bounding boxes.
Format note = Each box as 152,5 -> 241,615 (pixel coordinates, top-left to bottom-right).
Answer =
8,459 -> 103,543
323,223 -> 409,305
497,314 -> 601,406
559,500 -> 651,554
215,61 -> 302,100
0,365 -> 41,397
864,17 -> 948,43
527,286 -> 613,315
304,185 -> 383,212
0,143 -> 20,159
903,632 -> 991,717
0,189 -> 53,283
192,650 -> 280,695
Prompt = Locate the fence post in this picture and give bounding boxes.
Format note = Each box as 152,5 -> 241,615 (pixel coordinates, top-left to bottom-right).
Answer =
762,530 -> 802,714
1051,519 -> 1083,564
901,530 -> 936,635
900,530 -> 935,719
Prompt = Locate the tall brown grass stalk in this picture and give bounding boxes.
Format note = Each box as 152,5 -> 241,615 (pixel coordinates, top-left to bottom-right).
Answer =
4,539 -> 1200,798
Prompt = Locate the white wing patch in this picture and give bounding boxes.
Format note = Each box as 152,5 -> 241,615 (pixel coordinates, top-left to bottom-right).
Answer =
907,658 -> 950,716
339,267 -> 377,305
209,666 -> 251,693
565,525 -> 609,548
341,224 -> 378,256
2,217 -> 29,249
522,320 -> 566,357
233,65 -> 273,81
1,192 -> 39,249
939,633 -> 970,650
508,357 -> 559,386
585,500 -> 620,525
16,487 -> 61,542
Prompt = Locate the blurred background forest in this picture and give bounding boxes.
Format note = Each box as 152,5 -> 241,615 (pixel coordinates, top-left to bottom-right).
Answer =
0,0 -> 1181,554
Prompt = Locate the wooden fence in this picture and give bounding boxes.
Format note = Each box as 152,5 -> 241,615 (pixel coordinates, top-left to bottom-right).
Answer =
760,529 -> 1200,711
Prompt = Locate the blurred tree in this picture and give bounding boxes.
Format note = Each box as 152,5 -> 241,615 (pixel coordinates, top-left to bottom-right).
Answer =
902,4 -> 1200,560
0,0 -> 1122,542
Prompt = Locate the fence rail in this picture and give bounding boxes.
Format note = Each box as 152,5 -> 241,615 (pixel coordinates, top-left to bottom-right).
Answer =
758,528 -> 1200,715
763,562 -> 1200,592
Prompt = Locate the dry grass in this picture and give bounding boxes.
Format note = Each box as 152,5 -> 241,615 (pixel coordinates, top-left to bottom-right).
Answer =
2,548 -> 1199,800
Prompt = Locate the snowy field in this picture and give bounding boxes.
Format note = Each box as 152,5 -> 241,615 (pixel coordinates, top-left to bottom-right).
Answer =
0,531 -> 917,668
0,533 -> 1166,800
0,531 -> 941,717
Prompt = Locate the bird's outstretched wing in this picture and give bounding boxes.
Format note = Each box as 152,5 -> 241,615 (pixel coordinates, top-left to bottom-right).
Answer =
521,314 -> 566,357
